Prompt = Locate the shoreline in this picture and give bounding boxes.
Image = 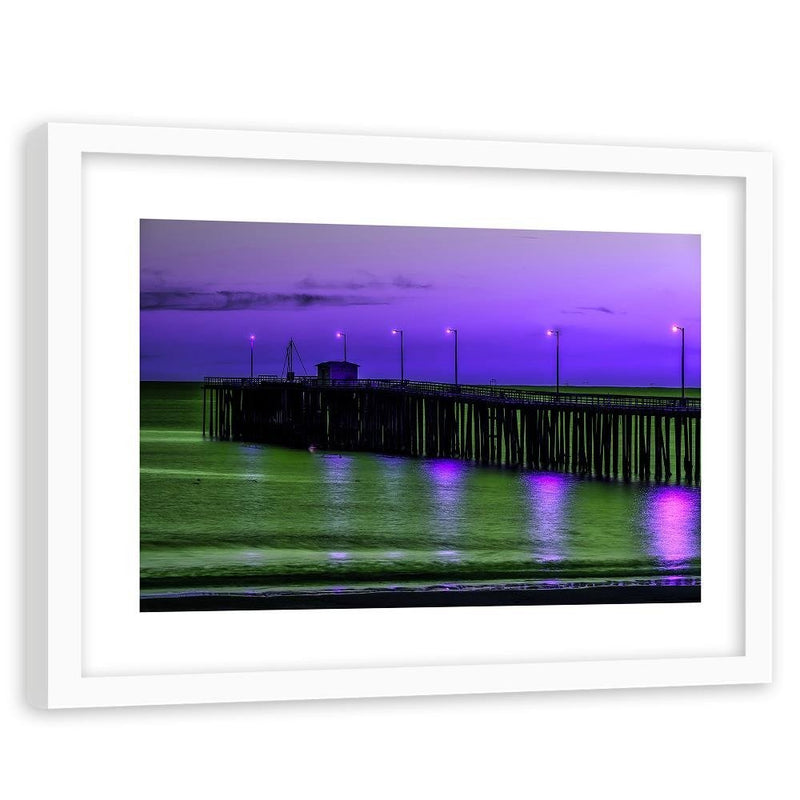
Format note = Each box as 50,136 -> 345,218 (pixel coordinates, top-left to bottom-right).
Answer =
140,583 -> 700,612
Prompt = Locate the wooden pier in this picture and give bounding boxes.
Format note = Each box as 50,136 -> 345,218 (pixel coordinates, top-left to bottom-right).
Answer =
202,377 -> 700,485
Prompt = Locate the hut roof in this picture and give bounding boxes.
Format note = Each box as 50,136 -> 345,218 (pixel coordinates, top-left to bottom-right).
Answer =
315,360 -> 360,368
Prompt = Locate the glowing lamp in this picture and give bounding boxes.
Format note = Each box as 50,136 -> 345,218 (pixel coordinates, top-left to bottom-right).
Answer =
671,324 -> 686,399
335,330 -> 348,361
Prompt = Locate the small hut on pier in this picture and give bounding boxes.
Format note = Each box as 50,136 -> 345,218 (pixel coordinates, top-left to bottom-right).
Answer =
316,361 -> 359,384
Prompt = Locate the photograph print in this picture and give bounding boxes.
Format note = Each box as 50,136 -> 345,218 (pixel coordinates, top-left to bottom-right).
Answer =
140,219 -> 700,612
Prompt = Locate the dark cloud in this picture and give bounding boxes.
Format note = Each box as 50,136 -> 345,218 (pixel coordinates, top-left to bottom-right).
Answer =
392,275 -> 432,289
576,306 -> 615,314
296,274 -> 432,291
296,277 -> 380,291
141,290 -> 388,311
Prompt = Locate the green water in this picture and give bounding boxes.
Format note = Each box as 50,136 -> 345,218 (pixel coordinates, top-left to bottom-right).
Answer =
140,382 -> 700,602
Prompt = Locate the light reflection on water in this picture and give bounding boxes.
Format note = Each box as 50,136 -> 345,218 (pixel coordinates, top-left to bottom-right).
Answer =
524,472 -> 571,564
321,454 -> 354,538
140,385 -> 701,595
643,485 -> 700,568
423,459 -> 467,562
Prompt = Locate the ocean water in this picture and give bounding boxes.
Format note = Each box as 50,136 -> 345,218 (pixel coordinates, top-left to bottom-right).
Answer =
140,383 -> 700,602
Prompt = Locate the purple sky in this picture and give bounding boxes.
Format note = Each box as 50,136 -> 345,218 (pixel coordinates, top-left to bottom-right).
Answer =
140,219 -> 700,387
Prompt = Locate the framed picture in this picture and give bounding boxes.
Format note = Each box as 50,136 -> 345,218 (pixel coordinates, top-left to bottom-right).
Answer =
26,123 -> 772,708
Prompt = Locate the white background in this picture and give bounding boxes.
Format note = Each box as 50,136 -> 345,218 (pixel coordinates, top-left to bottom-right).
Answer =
1,2 -> 795,798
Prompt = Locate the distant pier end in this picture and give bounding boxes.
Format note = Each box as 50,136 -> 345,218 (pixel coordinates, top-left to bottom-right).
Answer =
202,377 -> 700,485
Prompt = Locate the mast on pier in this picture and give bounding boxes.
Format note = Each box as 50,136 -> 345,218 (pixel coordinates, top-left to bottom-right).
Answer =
282,338 -> 307,381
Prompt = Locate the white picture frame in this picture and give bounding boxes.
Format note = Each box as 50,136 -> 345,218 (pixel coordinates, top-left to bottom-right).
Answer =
26,123 -> 772,709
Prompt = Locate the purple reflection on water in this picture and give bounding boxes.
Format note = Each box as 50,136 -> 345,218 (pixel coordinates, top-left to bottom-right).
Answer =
322,454 -> 353,483
661,575 -> 691,587
328,551 -> 349,561
426,459 -> 465,485
424,459 -> 467,542
436,548 -> 461,563
376,456 -> 411,511
321,456 -> 354,533
524,473 -> 571,563
644,486 -> 700,566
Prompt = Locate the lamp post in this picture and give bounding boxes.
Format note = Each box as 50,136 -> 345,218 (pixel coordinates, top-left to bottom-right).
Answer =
547,329 -> 560,394
446,328 -> 458,386
336,331 -> 347,362
249,335 -> 255,379
672,324 -> 685,400
392,329 -> 404,383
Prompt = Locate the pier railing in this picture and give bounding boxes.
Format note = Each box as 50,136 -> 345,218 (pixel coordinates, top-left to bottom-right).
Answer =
202,375 -> 700,413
